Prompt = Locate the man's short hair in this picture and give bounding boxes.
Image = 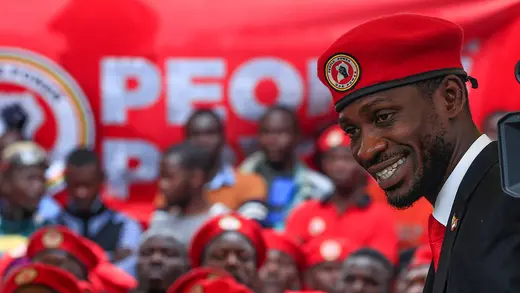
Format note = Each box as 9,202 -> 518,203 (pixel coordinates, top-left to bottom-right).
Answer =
259,105 -> 299,132
164,141 -> 214,175
415,75 -> 471,116
66,147 -> 100,167
185,109 -> 224,136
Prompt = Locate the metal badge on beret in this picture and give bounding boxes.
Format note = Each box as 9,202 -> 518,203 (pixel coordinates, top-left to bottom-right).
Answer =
14,268 -> 38,285
320,240 -> 342,261
2,141 -> 47,166
42,229 -> 64,249
308,217 -> 326,236
218,216 -> 242,231
325,54 -> 361,92
189,284 -> 204,293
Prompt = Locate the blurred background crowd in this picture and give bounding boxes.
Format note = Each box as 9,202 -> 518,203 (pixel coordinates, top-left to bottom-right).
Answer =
0,0 -> 519,293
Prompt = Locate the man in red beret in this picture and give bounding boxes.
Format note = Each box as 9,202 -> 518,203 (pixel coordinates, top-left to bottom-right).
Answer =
301,237 -> 354,293
189,213 -> 266,291
167,267 -> 252,293
2,263 -> 84,293
317,13 -> 520,293
286,124 -> 398,264
259,230 -> 302,293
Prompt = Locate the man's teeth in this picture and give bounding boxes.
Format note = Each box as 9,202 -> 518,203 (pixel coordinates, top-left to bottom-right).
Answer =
376,157 -> 406,181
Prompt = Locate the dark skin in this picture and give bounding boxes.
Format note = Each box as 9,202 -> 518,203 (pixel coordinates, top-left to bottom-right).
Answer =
186,112 -> 224,178
339,75 -> 480,208
259,110 -> 298,172
304,261 -> 343,293
136,236 -> 188,293
0,130 -> 23,154
203,232 -> 258,290
321,147 -> 367,212
31,250 -> 87,280
15,285 -> 56,293
339,255 -> 391,293
2,165 -> 47,220
259,250 -> 301,293
398,265 -> 430,293
65,163 -> 131,262
65,163 -> 103,213
158,153 -> 209,215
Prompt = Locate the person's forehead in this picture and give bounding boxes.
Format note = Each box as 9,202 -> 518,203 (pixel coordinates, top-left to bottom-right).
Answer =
262,110 -> 293,127
208,232 -> 255,251
161,154 -> 183,169
345,256 -> 386,274
144,236 -> 183,250
339,85 -> 421,123
189,114 -> 220,131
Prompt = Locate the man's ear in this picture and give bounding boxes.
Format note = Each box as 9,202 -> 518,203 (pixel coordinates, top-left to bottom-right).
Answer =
440,75 -> 467,119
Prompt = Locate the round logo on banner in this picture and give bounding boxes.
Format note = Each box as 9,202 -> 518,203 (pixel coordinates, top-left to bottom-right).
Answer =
325,54 -> 360,92
0,47 -> 95,162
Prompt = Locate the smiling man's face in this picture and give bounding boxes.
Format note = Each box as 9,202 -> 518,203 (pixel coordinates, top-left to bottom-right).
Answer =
338,83 -> 454,209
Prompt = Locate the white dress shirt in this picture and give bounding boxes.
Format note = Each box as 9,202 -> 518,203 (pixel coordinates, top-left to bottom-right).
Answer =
433,134 -> 493,226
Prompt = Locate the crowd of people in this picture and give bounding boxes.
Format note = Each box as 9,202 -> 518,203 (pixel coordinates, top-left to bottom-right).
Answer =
0,101 -> 448,293
0,14 -> 510,293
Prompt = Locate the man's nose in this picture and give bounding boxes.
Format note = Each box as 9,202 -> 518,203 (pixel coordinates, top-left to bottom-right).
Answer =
150,251 -> 164,264
225,252 -> 240,268
356,133 -> 387,166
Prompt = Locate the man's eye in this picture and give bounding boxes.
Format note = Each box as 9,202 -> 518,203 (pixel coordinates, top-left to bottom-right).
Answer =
375,112 -> 394,123
344,128 -> 359,137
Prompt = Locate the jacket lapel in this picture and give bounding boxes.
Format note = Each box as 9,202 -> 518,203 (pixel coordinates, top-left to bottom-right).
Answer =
432,142 -> 498,292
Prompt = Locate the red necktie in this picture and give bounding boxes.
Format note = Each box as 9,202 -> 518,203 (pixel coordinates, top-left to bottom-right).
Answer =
428,214 -> 445,271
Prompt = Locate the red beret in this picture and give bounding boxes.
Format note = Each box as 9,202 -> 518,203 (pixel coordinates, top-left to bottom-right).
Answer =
27,226 -> 99,271
302,238 -> 355,270
317,125 -> 351,153
90,263 -> 137,293
262,230 -> 304,271
190,213 -> 266,268
408,245 -> 432,269
2,263 -> 83,293
318,14 -> 475,112
167,267 -> 233,293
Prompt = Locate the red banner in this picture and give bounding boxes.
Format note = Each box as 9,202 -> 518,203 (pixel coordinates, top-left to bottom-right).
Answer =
0,0 -> 519,204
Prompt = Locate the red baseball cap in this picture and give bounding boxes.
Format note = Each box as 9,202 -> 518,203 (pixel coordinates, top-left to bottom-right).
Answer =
2,263 -> 83,293
317,14 -> 477,112
317,124 -> 351,153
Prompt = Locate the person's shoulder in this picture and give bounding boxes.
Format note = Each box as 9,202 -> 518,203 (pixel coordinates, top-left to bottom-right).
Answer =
237,151 -> 265,173
291,199 -> 322,214
299,167 -> 334,196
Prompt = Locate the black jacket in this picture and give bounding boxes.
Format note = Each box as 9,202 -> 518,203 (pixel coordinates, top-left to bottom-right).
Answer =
424,142 -> 520,293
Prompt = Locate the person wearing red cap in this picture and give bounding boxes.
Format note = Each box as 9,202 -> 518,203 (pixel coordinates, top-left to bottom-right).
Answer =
189,213 -> 266,291
301,237 -> 354,293
339,248 -> 393,293
2,263 -> 83,293
317,13 -> 520,293
396,245 -> 432,293
133,229 -> 189,293
167,267 -> 252,293
286,124 -> 398,263
26,226 -> 100,281
259,230 -> 302,293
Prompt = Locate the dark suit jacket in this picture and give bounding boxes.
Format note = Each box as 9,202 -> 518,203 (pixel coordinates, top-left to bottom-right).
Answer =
423,141 -> 520,293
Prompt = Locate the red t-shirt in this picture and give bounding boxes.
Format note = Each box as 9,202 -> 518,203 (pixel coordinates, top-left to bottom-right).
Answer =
285,197 -> 399,264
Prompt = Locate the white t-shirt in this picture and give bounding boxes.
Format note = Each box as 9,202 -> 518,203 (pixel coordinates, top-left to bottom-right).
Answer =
149,203 -> 230,245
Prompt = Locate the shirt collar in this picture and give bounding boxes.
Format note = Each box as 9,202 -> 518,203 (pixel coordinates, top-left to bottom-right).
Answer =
433,134 -> 492,226
207,164 -> 236,190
